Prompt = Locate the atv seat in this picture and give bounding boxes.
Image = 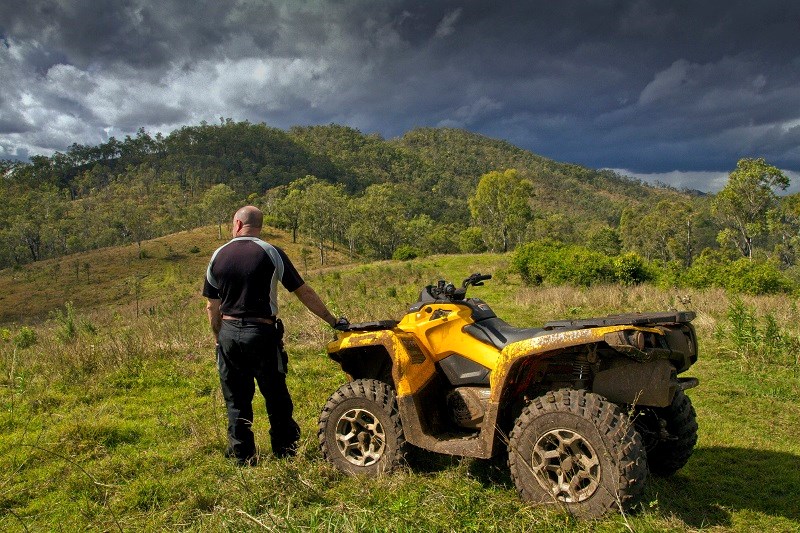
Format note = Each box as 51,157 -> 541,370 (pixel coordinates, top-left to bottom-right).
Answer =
463,317 -> 546,350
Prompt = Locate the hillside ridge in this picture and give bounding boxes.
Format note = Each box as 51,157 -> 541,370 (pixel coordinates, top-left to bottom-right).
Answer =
0,224 -> 354,325
1,121 -> 694,270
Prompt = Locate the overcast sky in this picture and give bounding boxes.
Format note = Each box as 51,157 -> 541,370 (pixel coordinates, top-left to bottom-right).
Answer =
1,1 -> 799,192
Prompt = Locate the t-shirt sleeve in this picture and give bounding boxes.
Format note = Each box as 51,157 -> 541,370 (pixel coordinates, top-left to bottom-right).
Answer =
202,258 -> 220,299
276,247 -> 304,292
202,277 -> 219,299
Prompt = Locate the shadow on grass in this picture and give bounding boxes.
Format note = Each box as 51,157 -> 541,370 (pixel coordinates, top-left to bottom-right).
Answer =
652,446 -> 800,527
405,446 -> 513,487
407,445 -> 799,527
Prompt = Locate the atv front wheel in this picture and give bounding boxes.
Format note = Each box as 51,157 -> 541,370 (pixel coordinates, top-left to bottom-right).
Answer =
318,379 -> 406,476
508,389 -> 648,518
635,389 -> 698,476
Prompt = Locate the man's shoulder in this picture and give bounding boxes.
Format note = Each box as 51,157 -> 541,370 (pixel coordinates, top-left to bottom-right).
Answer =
213,238 -> 289,260
246,238 -> 290,257
209,238 -> 240,258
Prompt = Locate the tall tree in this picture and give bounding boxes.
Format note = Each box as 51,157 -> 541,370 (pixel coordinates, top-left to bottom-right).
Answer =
771,193 -> 800,266
201,184 -> 240,239
275,176 -> 321,243
5,185 -> 66,263
299,181 -> 347,265
468,169 -> 533,252
349,183 -> 408,259
620,199 -> 698,264
712,158 -> 789,259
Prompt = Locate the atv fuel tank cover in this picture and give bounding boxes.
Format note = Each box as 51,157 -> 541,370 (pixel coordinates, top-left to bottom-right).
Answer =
464,298 -> 497,321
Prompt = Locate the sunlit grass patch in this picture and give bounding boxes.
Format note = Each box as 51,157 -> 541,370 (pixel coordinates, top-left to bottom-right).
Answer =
0,238 -> 799,531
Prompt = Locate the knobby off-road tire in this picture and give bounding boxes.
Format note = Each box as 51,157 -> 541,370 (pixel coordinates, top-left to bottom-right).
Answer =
635,389 -> 698,477
318,379 -> 407,476
508,389 -> 648,519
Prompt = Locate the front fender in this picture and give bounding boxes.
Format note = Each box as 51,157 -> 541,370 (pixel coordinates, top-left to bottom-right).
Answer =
328,330 -> 436,397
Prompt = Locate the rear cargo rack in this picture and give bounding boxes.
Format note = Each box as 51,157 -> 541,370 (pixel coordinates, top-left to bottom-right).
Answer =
543,311 -> 695,330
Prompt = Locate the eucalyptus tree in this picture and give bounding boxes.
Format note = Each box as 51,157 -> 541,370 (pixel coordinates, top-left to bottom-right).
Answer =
468,169 -> 533,253
200,183 -> 240,239
712,158 -> 789,259
299,180 -> 348,265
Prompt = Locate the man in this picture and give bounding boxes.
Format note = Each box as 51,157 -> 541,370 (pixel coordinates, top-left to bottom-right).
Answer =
203,205 -> 346,465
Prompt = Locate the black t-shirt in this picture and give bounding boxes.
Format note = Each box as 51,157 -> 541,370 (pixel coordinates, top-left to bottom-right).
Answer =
202,237 -> 304,318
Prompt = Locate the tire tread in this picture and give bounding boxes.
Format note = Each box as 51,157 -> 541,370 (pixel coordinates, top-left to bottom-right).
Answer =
508,388 -> 648,517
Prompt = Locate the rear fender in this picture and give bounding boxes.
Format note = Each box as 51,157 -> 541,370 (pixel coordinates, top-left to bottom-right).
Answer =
492,324 -> 687,409
492,325 -> 637,401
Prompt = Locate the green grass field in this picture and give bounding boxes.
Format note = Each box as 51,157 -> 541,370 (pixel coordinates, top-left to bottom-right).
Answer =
1,229 -> 798,531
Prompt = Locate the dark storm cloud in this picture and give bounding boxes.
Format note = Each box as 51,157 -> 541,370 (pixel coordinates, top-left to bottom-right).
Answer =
0,0 -> 235,70
0,0 -> 798,190
0,110 -> 32,134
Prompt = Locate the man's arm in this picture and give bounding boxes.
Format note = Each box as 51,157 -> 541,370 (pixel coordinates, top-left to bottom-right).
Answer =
206,298 -> 222,343
292,283 -> 336,326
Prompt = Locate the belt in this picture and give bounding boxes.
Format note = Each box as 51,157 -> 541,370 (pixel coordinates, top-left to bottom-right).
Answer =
222,315 -> 274,325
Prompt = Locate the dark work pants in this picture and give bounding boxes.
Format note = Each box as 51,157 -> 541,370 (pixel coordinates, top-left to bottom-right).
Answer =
216,319 -> 300,460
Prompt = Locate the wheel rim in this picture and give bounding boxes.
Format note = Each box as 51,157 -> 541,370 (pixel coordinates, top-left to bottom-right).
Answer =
335,408 -> 386,466
531,428 -> 601,503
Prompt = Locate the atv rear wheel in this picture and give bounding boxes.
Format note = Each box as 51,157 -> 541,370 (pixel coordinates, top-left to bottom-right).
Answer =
635,389 -> 698,476
318,379 -> 406,476
508,389 -> 648,518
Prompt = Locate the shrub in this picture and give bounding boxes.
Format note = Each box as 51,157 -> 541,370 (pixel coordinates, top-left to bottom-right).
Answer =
513,240 -> 614,286
554,247 -> 614,286
512,239 -> 563,285
13,327 -> 37,349
682,249 -> 730,289
648,259 -> 683,289
683,250 -> 794,295
613,252 -> 650,285
723,259 -> 793,295
719,296 -> 800,366
392,245 -> 419,261
587,226 -> 622,256
458,227 -> 486,254
52,302 -> 78,343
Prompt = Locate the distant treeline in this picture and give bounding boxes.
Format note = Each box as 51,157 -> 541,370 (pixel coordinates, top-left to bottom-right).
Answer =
1,120 -> 797,293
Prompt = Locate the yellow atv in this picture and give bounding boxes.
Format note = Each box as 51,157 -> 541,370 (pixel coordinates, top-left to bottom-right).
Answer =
318,273 -> 699,518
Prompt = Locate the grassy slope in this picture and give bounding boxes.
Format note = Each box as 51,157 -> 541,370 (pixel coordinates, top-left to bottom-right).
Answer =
0,231 -> 798,531
0,225 -> 353,325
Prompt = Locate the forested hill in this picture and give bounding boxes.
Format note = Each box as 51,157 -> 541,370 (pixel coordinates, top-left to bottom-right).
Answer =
1,120 -> 695,268
394,127 -> 682,223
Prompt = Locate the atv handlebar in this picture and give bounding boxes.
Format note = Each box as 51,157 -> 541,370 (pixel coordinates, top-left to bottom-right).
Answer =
463,273 -> 492,288
426,273 -> 492,301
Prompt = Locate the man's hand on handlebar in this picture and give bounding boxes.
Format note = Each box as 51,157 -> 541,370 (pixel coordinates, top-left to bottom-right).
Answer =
333,317 -> 350,331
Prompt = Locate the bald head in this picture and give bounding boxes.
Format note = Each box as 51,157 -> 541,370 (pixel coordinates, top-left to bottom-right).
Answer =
232,205 -> 263,237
